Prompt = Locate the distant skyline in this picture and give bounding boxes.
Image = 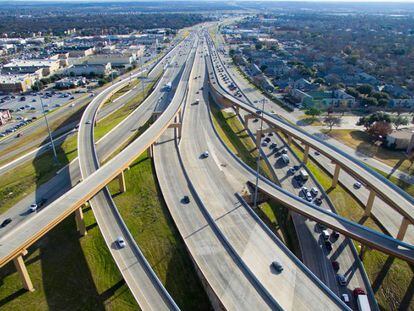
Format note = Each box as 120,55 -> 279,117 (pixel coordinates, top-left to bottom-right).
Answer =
1,0 -> 414,3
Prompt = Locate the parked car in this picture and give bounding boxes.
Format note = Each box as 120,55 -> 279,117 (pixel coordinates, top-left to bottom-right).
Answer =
337,274 -> 347,286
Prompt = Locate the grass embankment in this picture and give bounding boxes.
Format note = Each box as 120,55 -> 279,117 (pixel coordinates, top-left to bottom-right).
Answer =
209,102 -> 301,257
0,206 -> 138,310
288,141 -> 414,310
325,129 -> 414,175
107,151 -> 211,310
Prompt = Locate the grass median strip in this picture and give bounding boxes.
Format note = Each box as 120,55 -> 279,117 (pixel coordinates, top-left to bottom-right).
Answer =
288,140 -> 414,310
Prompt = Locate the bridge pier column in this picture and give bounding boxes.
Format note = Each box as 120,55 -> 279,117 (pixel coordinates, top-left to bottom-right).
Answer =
148,144 -> 153,158
287,134 -> 292,146
331,163 -> 341,188
118,171 -> 126,193
75,207 -> 87,236
303,145 -> 310,164
359,244 -> 366,261
14,253 -> 34,292
256,130 -> 262,149
244,115 -> 250,128
236,106 -> 240,115
397,217 -> 410,241
364,189 -> 376,216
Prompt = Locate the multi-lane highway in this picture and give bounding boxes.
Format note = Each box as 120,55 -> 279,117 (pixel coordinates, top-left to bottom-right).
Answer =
75,31 -> 199,311
2,22 -> 414,311
155,37 -> 349,310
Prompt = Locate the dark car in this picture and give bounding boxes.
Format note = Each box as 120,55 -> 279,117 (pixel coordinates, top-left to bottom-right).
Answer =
182,196 -> 190,204
332,261 -> 340,271
1,218 -> 12,228
314,197 -> 322,206
37,198 -> 47,207
331,231 -> 340,241
271,260 -> 283,273
324,241 -> 332,252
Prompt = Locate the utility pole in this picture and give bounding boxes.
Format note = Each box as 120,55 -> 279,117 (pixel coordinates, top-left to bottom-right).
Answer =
39,95 -> 59,165
253,98 -> 267,209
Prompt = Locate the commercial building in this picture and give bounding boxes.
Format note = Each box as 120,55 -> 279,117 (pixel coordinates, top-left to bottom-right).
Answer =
2,59 -> 60,78
65,62 -> 112,77
0,74 -> 36,93
386,129 -> 414,151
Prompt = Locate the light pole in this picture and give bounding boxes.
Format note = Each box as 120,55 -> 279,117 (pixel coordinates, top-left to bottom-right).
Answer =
253,98 -> 267,209
39,95 -> 59,165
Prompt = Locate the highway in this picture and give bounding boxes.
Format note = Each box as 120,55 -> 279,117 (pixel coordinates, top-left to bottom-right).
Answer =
75,33 -> 199,311
166,38 -> 347,310
206,30 -> 374,308
0,32 -> 188,237
213,30 -> 414,244
0,32 -> 197,306
205,32 -> 414,266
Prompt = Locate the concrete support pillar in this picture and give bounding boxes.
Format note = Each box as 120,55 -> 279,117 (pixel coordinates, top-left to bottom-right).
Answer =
397,217 -> 410,241
118,171 -> 126,193
244,115 -> 250,128
331,163 -> 341,188
148,144 -> 153,158
235,106 -> 240,115
256,130 -> 262,148
75,207 -> 87,236
177,123 -> 182,139
13,254 -> 34,292
287,134 -> 292,146
364,189 -> 376,216
303,145 -> 310,164
359,244 -> 366,261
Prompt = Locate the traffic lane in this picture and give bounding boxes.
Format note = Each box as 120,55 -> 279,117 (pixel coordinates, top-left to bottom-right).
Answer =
180,57 -> 343,310
154,131 -> 271,309
0,43 -> 189,236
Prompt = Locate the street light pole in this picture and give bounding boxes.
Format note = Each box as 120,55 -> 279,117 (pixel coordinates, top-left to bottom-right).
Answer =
253,98 -> 267,209
39,95 -> 59,165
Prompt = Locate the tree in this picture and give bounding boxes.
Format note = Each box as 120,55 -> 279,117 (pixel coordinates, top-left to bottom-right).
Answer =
392,115 -> 409,130
255,43 -> 263,50
260,65 -> 268,72
323,115 -> 342,131
363,97 -> 378,107
366,121 -> 392,141
356,84 -> 373,96
305,107 -> 322,120
357,112 -> 392,129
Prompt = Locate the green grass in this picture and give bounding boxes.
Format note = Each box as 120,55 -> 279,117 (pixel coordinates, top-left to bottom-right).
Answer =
210,102 -> 273,179
0,133 -> 78,215
107,151 -> 211,310
94,80 -> 155,142
0,206 -> 138,310
325,129 -> 414,175
289,141 -> 414,310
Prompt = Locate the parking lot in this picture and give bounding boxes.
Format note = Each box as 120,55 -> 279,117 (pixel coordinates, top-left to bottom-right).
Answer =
0,90 -> 86,136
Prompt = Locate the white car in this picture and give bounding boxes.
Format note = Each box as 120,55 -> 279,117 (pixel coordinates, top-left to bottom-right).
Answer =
86,120 -> 92,125
311,187 -> 319,196
28,203 -> 38,213
116,236 -> 126,248
202,151 -> 209,158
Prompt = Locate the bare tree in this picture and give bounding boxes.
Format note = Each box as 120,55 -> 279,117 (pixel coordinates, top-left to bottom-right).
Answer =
323,115 -> 342,131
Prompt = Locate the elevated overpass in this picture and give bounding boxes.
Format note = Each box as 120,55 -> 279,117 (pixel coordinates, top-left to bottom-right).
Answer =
0,34 -> 197,303
205,34 -> 414,264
